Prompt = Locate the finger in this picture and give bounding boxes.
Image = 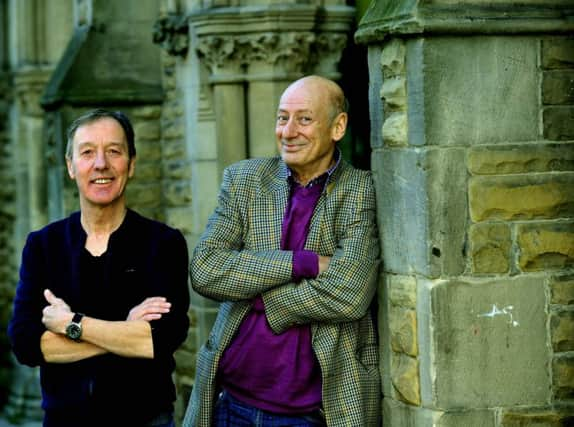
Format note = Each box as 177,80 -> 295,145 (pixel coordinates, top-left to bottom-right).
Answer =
44,289 -> 56,304
142,313 -> 163,321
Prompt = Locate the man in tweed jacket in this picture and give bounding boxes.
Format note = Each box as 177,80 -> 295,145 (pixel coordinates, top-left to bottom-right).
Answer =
184,76 -> 380,426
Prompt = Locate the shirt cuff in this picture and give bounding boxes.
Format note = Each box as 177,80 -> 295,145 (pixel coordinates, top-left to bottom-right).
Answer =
292,250 -> 319,281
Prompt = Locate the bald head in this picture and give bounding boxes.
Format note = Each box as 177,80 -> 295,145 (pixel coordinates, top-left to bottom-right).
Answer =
282,75 -> 348,124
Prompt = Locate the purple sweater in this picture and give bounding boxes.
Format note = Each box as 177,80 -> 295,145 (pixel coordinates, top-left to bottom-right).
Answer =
217,168 -> 336,414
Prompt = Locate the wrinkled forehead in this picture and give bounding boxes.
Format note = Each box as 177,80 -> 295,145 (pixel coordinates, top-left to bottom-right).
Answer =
278,82 -> 329,114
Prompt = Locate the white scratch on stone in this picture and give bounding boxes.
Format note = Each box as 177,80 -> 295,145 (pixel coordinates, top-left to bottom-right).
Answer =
477,304 -> 519,327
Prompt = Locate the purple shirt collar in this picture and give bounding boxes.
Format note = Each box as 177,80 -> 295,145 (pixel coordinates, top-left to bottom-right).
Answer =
285,148 -> 341,189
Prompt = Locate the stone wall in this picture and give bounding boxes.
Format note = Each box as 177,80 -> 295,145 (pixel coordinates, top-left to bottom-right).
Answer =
365,29 -> 574,427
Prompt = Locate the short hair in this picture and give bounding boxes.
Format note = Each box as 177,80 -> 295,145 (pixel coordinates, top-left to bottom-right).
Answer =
65,109 -> 136,160
328,90 -> 349,124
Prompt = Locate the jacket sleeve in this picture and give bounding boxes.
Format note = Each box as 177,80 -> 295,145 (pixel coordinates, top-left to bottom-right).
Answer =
8,232 -> 48,367
262,173 -> 380,334
190,166 -> 293,302
148,228 -> 191,359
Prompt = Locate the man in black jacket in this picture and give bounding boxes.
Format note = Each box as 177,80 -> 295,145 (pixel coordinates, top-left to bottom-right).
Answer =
8,109 -> 190,427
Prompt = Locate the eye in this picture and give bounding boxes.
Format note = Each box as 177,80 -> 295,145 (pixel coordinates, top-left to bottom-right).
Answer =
298,116 -> 312,125
276,114 -> 288,124
80,149 -> 93,157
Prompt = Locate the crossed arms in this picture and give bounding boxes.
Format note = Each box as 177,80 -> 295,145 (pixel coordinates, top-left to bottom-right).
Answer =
191,164 -> 380,334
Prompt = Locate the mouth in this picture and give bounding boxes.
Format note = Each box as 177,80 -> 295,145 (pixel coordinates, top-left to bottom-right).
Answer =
91,178 -> 113,184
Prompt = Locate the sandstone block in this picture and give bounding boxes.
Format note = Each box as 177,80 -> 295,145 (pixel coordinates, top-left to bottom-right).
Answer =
132,106 -> 162,120
543,70 -> 574,105
544,106 -> 574,141
133,161 -> 161,180
389,306 -> 418,356
542,38 -> 574,69
469,174 -> 574,221
164,159 -> 192,180
551,308 -> 574,352
419,276 -> 549,408
163,180 -> 192,206
135,140 -> 161,161
381,38 -> 406,79
134,120 -> 161,140
468,143 -> 574,174
388,275 -> 417,308
469,223 -> 511,274
382,111 -> 408,146
165,206 -> 193,235
391,353 -> 420,405
553,353 -> 574,400
501,409 -> 574,427
126,182 -> 161,208
381,76 -> 407,111
419,37 -> 538,146
550,274 -> 574,305
517,222 -> 574,271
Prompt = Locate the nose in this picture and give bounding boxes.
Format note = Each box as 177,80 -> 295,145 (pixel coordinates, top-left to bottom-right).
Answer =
281,118 -> 298,139
93,149 -> 108,170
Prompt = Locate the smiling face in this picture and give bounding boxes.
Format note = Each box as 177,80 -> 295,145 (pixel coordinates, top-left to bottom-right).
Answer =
275,77 -> 347,184
66,117 -> 135,210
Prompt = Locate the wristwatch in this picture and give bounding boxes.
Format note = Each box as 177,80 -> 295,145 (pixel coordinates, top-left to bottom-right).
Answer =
65,313 -> 84,341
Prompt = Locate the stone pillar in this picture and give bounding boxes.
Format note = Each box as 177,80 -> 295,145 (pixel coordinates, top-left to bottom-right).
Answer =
356,1 -> 574,425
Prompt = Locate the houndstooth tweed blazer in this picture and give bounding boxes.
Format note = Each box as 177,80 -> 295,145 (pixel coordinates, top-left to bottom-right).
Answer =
183,156 -> 381,427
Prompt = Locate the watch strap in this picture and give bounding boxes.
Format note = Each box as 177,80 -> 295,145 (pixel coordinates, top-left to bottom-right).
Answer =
72,312 -> 84,324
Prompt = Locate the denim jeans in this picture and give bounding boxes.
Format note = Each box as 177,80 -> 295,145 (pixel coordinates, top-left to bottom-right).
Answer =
213,390 -> 326,427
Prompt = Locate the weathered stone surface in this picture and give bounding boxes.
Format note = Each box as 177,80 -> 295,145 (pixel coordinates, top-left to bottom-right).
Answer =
389,305 -> 418,356
382,111 -> 408,146
165,207 -> 193,235
469,174 -> 574,221
553,353 -> 574,400
126,182 -> 161,208
542,38 -> 574,69
469,223 -> 511,274
543,70 -> 574,105
419,37 -> 538,146
550,308 -> 574,352
381,38 -> 406,79
163,180 -> 192,206
382,396 -> 496,427
388,274 -> 417,309
391,353 -> 421,405
517,222 -> 574,272
133,162 -> 162,180
544,107 -> 574,141
418,276 -> 549,408
468,143 -> 574,175
381,76 -> 407,111
134,120 -> 161,141
550,274 -> 574,305
135,140 -> 162,161
163,159 -> 192,180
373,147 -> 467,278
501,409 -> 574,427
132,106 -> 162,119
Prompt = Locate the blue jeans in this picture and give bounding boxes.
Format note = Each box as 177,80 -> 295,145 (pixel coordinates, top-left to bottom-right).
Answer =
213,390 -> 326,427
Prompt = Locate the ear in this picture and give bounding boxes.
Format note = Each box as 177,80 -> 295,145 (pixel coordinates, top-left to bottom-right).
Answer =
128,156 -> 136,178
66,157 -> 75,179
331,112 -> 348,142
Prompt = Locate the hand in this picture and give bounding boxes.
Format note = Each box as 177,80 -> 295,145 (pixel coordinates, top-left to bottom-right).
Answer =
42,289 -> 73,335
318,255 -> 331,274
127,297 -> 171,322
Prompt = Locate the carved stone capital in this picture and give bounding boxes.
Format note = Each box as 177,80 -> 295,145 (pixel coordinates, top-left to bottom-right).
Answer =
152,13 -> 189,57
196,31 -> 349,81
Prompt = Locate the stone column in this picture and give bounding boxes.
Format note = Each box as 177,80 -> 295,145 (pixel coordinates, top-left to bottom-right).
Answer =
356,1 -> 574,425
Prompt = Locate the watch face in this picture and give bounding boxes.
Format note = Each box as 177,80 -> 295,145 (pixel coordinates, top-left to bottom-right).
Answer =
66,323 -> 82,341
